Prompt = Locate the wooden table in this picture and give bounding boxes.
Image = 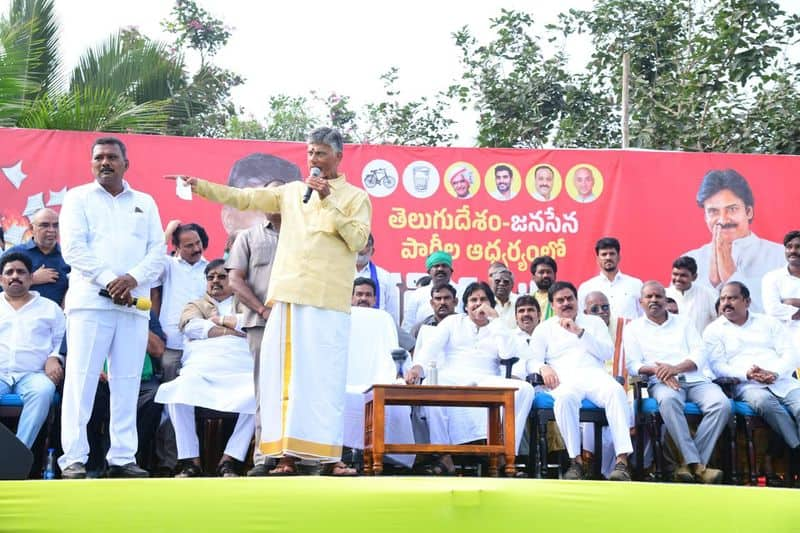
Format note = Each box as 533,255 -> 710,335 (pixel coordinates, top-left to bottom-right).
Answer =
362,384 -> 516,477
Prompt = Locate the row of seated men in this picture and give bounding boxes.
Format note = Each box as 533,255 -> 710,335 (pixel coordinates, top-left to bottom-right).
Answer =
2,206 -> 800,481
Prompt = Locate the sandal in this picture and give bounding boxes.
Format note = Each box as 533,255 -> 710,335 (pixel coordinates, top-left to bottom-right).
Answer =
268,459 -> 299,476
216,459 -> 239,478
427,460 -> 455,476
321,461 -> 358,476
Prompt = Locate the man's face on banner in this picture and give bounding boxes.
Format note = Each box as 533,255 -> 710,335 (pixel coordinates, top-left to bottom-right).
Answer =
495,168 -> 512,194
574,168 -> 594,197
702,188 -> 753,242
535,167 -> 554,198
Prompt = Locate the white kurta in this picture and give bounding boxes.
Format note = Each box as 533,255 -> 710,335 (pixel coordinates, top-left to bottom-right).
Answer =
704,312 -> 800,398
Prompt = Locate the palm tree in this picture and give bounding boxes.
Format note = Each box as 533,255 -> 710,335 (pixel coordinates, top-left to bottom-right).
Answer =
0,0 -> 185,133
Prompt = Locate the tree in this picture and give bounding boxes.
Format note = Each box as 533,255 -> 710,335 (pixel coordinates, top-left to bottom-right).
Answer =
161,0 -> 243,137
0,0 -> 175,132
449,1 -> 800,154
448,10 -> 572,148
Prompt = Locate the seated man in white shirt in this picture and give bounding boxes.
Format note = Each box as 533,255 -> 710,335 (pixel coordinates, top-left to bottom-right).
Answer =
354,234 -> 399,325
402,250 -> 460,332
405,281 -> 534,474
0,252 -> 65,448
666,256 -> 718,335
625,281 -> 730,484
528,281 -> 633,481
705,281 -> 800,466
155,259 -> 255,477
491,268 -> 518,330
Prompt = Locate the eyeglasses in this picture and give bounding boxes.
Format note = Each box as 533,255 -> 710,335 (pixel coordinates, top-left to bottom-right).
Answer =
35,223 -> 59,229
589,304 -> 610,313
206,273 -> 227,281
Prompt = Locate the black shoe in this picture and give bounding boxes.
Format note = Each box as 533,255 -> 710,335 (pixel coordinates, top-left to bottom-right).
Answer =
61,462 -> 87,480
246,463 -> 270,477
217,459 -> 239,478
107,462 -> 149,478
175,461 -> 203,478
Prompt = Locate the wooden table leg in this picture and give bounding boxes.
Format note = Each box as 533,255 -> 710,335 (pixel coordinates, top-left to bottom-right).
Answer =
373,388 -> 386,476
503,392 -> 516,477
363,399 -> 373,475
487,405 -> 501,477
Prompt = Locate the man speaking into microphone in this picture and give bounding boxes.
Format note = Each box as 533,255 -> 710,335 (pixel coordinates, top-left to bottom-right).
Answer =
58,137 -> 165,478
168,127 -> 371,475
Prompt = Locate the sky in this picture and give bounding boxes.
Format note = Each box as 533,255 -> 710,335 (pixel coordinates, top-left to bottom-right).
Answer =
24,0 -> 595,142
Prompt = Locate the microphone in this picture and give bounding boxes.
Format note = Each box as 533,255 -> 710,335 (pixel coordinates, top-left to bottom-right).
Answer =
98,289 -> 152,311
302,167 -> 322,204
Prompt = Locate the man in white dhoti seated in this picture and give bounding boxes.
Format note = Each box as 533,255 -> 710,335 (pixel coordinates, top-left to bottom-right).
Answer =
405,281 -> 534,475
344,280 -> 415,470
170,127 -> 371,476
155,259 -> 255,477
527,281 -> 634,481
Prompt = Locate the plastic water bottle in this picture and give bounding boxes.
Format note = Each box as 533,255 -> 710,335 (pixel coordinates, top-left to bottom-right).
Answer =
43,448 -> 56,480
426,362 -> 438,386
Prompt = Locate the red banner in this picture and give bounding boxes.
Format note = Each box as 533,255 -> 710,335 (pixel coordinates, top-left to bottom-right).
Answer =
1,127 -> 797,292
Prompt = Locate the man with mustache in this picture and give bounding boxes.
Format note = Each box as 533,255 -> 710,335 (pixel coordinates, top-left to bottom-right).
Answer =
491,165 -> 515,201
352,278 -> 414,352
409,283 -> 457,341
59,137 -> 165,479
762,230 -> 800,348
666,256 -> 718,335
354,233 -> 399,325
2,208 -> 70,306
513,295 -> 540,344
402,251 -> 460,333
406,282 -> 534,473
705,281 -> 800,472
578,237 -> 643,320
153,223 -> 209,383
530,256 -> 557,321
624,281 -> 730,483
684,169 -> 784,312
0,252 -> 65,449
155,260 -> 255,478
532,166 -> 555,202
526,281 -> 633,481
491,268 -> 518,329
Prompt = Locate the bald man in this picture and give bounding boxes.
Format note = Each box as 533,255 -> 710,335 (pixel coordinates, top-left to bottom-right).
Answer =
2,208 -> 71,305
624,281 -> 730,484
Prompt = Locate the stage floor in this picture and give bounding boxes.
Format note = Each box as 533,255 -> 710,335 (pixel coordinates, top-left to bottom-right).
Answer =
1,477 -> 798,532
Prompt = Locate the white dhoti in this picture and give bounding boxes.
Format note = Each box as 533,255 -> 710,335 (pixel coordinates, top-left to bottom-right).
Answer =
155,336 -> 256,414
259,302 -> 349,462
342,307 -> 415,468
426,371 -> 534,454
155,335 -> 256,462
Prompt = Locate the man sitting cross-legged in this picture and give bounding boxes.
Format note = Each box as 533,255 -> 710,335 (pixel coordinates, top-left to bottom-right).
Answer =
155,259 -> 255,477
705,281 -> 800,477
527,281 -> 634,481
405,281 -> 534,474
624,281 -> 731,484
